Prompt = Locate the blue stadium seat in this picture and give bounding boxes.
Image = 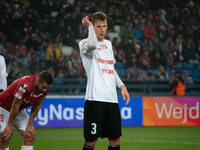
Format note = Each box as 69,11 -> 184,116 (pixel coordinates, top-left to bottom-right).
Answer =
175,62 -> 182,69
181,62 -> 191,69
115,68 -> 127,78
114,62 -> 126,69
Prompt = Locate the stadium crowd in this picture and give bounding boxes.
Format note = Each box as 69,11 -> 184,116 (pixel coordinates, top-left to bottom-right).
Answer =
0,0 -> 200,85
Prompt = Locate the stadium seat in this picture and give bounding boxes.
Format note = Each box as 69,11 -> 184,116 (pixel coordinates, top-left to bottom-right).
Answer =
114,62 -> 126,69
181,62 -> 191,69
115,68 -> 127,78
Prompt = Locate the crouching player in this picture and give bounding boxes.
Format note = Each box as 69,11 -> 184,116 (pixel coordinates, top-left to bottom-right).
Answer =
0,70 -> 53,150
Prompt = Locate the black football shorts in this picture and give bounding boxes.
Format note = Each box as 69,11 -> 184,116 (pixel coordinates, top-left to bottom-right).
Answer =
83,100 -> 122,138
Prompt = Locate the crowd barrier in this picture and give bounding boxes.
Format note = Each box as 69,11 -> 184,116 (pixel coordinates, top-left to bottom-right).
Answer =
26,96 -> 200,128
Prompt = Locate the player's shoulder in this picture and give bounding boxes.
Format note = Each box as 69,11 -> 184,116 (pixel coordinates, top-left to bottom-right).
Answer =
103,39 -> 112,45
0,55 -> 5,61
79,38 -> 87,45
18,75 -> 36,85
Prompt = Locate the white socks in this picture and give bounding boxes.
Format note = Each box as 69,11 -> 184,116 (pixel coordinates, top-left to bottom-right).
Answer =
21,146 -> 33,150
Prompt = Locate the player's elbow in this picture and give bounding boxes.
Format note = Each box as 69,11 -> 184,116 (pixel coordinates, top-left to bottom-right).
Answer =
87,45 -> 96,52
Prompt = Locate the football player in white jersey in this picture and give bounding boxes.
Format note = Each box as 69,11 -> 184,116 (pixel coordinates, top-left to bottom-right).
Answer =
0,55 -> 8,92
79,12 -> 130,150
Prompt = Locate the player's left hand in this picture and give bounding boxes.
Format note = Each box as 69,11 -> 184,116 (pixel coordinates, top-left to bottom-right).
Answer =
121,85 -> 130,105
25,125 -> 36,140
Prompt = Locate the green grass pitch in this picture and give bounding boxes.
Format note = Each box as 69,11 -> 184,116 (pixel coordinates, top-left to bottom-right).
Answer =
10,126 -> 200,150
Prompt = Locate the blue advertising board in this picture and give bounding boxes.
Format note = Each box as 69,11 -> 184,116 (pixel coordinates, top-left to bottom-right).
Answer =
26,96 -> 142,128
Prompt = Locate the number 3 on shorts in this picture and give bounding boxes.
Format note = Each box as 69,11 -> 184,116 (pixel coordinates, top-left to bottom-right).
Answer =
91,123 -> 97,134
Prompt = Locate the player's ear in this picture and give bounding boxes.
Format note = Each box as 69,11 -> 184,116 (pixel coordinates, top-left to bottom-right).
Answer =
35,78 -> 39,85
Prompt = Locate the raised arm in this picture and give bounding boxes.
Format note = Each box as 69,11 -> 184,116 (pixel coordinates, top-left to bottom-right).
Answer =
114,70 -> 130,105
81,16 -> 97,53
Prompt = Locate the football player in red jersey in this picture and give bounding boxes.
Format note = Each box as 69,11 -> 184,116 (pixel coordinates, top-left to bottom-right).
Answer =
0,70 -> 53,150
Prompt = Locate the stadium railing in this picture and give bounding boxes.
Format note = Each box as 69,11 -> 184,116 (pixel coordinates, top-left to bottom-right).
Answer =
7,79 -> 200,96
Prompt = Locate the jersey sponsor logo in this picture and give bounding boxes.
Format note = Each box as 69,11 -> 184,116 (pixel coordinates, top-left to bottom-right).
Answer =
97,48 -> 101,50
100,45 -> 108,49
24,98 -> 34,105
32,93 -> 43,97
19,86 -> 26,93
0,114 -> 4,122
23,83 -> 28,88
97,58 -> 114,65
102,69 -> 114,74
15,86 -> 26,99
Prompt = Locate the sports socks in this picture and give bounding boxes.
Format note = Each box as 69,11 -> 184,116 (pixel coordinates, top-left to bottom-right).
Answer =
21,146 -> 33,150
108,145 -> 120,150
83,144 -> 94,150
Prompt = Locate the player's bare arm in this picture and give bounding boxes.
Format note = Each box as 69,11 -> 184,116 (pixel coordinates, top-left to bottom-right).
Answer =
26,96 -> 46,139
1,97 -> 23,141
121,85 -> 130,106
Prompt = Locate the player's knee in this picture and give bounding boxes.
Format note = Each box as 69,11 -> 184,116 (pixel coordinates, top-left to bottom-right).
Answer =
85,138 -> 98,147
108,137 -> 121,146
22,132 -> 34,145
0,137 -> 10,149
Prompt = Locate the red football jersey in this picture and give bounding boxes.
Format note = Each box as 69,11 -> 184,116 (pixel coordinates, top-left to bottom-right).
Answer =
0,75 -> 49,111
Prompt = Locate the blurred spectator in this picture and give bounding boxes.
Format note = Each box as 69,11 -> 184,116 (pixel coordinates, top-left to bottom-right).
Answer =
27,46 -> 37,63
38,0 -> 51,17
116,48 -> 126,63
156,65 -> 169,80
182,70 -> 193,85
143,21 -> 156,40
54,19 -> 68,36
135,68 -> 149,80
119,37 -> 132,56
120,21 -> 133,39
7,29 -> 20,45
15,39 -> 28,55
47,17 -> 57,33
47,66 -> 56,77
124,67 -> 135,79
170,70 -> 185,95
163,36 -> 175,53
151,52 -> 166,69
141,38 -> 150,51
45,55 -> 57,71
43,13 -> 51,28
182,42 -> 198,63
46,41 -> 61,60
132,24 -> 144,40
166,52 -> 175,69
0,30 -> 8,44
62,33 -> 78,48
7,59 -> 20,79
127,52 -> 140,70
173,43 -> 185,62
26,33 -> 40,51
39,32 -> 52,50
139,50 -> 151,69
30,56 -> 44,75
19,61 -> 31,77
134,44 -> 142,59
23,19 -> 33,36
192,64 -> 200,80
68,12 -> 80,38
